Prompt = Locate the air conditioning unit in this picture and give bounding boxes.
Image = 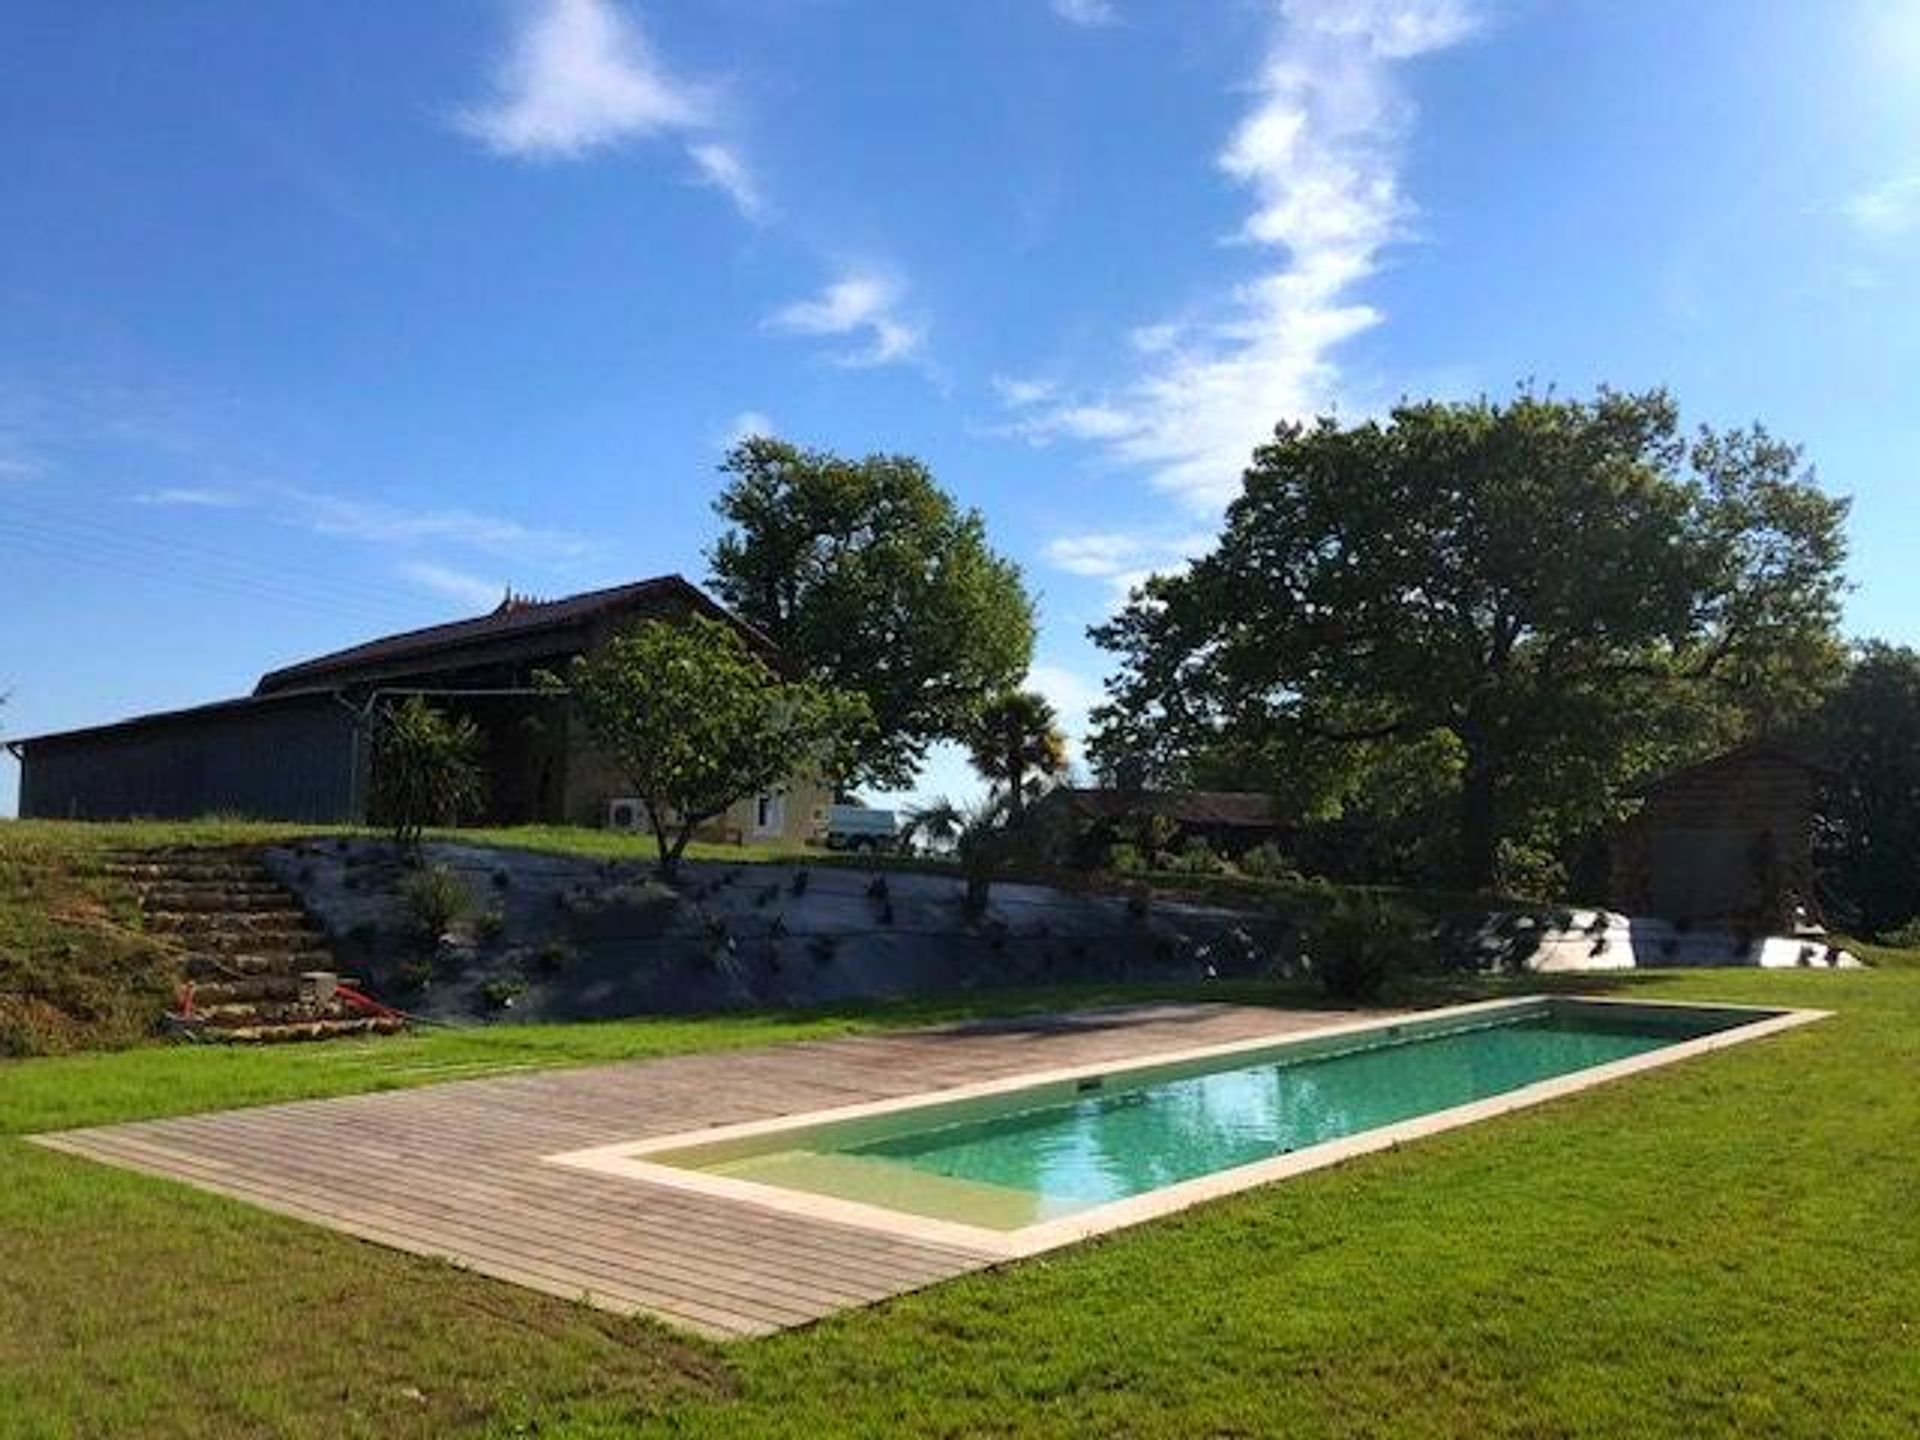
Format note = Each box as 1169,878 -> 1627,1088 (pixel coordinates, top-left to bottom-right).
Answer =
607,798 -> 650,832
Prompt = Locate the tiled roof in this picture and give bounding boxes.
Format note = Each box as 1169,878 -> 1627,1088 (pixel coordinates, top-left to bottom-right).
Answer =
255,574 -> 778,694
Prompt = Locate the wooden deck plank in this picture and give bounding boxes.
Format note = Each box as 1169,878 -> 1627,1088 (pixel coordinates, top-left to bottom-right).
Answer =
36,1002 -> 1363,1336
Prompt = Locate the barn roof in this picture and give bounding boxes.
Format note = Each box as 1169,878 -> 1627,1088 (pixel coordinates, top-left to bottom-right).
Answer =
255,574 -> 780,695
1633,740 -> 1836,796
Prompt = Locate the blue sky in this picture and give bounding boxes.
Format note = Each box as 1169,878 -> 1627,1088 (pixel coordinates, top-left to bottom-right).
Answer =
4,0 -> 1918,816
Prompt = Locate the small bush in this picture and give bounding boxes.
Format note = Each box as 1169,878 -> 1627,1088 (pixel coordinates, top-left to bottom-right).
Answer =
399,865 -> 470,940
1304,894 -> 1423,1001
1879,916 -> 1920,950
1166,839 -> 1228,876
1104,842 -> 1148,875
480,978 -> 525,1011
474,909 -> 507,945
1236,841 -> 1300,882
532,940 -> 571,976
369,696 -> 486,847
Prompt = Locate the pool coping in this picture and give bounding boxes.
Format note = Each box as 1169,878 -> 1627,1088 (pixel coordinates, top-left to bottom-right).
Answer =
546,995 -> 1831,1260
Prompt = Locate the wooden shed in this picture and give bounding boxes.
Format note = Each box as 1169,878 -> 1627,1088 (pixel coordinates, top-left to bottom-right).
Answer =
1609,743 -> 1829,930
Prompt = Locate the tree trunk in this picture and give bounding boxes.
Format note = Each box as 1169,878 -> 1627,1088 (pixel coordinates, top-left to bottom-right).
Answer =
1457,723 -> 1500,894
650,816 -> 679,880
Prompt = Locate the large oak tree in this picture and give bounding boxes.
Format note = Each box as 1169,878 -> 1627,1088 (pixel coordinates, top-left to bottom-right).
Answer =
1089,389 -> 1849,891
708,438 -> 1035,790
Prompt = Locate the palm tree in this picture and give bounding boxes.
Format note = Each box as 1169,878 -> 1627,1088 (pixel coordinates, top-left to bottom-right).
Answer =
964,690 -> 1069,820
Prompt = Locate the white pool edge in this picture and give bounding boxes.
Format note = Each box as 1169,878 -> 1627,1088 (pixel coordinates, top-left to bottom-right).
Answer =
545,997 -> 1830,1261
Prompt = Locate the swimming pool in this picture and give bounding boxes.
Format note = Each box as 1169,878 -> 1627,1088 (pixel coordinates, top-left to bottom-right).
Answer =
551,997 -> 1824,1257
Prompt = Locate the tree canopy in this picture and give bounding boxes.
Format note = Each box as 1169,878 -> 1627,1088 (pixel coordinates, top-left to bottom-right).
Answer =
1810,642 -> 1920,936
552,615 -> 870,877
1089,389 -> 1850,891
708,437 -> 1035,790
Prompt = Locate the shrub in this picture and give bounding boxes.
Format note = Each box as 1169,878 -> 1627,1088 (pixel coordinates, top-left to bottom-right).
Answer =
532,941 -> 572,976
1304,894 -> 1423,1002
1236,841 -> 1300,882
1880,916 -> 1920,950
480,978 -> 525,1011
474,909 -> 507,945
1104,842 -> 1148,875
369,696 -> 486,847
399,865 -> 470,941
1493,837 -> 1568,902
1166,838 -> 1228,876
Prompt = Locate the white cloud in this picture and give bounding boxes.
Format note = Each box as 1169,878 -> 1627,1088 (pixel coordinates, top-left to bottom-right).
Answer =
999,0 -> 1481,511
766,271 -> 924,367
457,0 -> 763,218
687,141 -> 764,219
1843,173 -> 1920,239
724,409 -> 776,446
457,0 -> 707,156
1026,661 -> 1106,767
992,375 -> 1058,408
132,487 -> 248,508
286,490 -> 592,564
398,561 -> 507,611
1043,529 -> 1212,599
1051,0 -> 1118,26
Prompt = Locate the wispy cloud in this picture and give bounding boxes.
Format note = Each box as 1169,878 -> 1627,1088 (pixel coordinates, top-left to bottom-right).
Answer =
285,489 -> 593,565
1843,173 -> 1920,240
1051,0 -> 1119,26
132,487 -> 249,509
1043,529 -> 1212,599
1026,661 -> 1105,769
999,0 -> 1482,511
397,560 -> 507,611
992,375 -> 1058,407
688,141 -> 765,219
766,271 -> 924,367
457,0 -> 763,218
723,410 -> 776,446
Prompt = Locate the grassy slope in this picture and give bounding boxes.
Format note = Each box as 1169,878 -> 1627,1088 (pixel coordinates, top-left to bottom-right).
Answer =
0,959 -> 1914,1438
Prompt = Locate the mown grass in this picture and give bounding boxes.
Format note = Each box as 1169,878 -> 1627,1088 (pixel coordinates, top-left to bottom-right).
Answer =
5,820 -> 1916,1436
1,957 -> 1915,1437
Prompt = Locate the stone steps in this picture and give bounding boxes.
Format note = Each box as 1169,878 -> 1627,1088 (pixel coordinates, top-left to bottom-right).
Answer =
116,844 -> 403,1046
212,1015 -> 406,1045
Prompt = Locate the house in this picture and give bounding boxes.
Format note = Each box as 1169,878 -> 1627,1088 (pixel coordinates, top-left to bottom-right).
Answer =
1028,787 -> 1285,866
7,574 -> 830,844
1609,742 -> 1829,930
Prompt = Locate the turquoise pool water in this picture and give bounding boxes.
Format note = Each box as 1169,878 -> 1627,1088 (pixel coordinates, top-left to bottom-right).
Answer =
693,1005 -> 1751,1229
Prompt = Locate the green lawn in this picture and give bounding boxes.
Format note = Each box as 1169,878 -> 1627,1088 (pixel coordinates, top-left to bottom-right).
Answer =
2,954 -> 1916,1438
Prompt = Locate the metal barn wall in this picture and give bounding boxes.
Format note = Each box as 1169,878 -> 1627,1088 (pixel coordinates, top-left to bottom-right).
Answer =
19,696 -> 363,822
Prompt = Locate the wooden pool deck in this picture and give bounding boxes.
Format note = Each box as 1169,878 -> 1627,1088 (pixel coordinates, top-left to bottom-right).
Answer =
34,1002 -> 1362,1338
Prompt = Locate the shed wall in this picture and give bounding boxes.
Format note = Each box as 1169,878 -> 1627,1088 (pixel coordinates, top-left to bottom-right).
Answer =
19,697 -> 362,822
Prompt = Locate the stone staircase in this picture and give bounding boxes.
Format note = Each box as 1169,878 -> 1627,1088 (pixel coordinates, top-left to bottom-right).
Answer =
103,847 -> 406,1043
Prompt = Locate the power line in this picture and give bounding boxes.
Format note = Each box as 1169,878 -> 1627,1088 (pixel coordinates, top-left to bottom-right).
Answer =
0,492 -> 469,613
0,522 -> 421,628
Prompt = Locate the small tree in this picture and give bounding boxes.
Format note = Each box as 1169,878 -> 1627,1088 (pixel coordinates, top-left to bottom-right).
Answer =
965,690 -> 1068,819
369,696 -> 486,847
554,616 -> 869,878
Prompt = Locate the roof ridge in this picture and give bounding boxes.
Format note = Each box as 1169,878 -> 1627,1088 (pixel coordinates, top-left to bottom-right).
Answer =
253,573 -> 721,694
